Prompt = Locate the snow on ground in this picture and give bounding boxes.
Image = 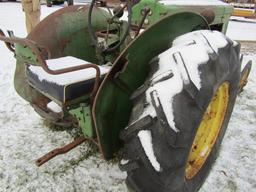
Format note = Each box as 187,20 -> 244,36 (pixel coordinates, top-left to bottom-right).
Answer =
0,2 -> 255,192
0,3 -> 127,192
227,16 -> 256,41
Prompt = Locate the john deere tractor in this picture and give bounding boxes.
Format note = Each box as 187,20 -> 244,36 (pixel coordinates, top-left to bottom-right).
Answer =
0,0 -> 252,191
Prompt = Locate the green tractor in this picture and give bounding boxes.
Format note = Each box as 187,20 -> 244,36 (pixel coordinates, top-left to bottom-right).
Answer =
0,0 -> 252,191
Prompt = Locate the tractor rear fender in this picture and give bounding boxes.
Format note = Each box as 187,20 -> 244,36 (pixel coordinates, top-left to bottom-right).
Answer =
93,12 -> 209,159
12,5 -> 111,104
27,5 -> 111,61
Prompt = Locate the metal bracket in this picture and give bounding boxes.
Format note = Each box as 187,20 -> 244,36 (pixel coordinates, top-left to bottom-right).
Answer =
35,136 -> 87,166
69,103 -> 94,137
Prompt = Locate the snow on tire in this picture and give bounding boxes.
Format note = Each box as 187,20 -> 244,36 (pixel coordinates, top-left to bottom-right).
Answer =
119,30 -> 241,192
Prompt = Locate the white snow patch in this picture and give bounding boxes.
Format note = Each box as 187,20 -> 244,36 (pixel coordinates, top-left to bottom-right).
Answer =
152,90 -> 160,107
173,52 -> 190,85
138,30 -> 229,132
151,70 -> 173,84
227,17 -> 256,41
233,40 -> 239,47
47,101 -> 62,113
120,159 -> 129,165
141,47 -> 184,132
28,56 -> 111,85
230,16 -> 256,24
138,130 -> 161,172
172,30 -> 229,88
230,3 -> 255,8
174,30 -> 228,53
46,56 -> 91,70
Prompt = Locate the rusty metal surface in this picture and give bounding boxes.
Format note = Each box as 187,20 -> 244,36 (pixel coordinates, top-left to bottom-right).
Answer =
0,29 -> 15,52
200,9 -> 216,24
135,6 -> 151,36
27,5 -> 90,58
36,136 -> 87,166
27,5 -> 111,62
0,30 -> 51,59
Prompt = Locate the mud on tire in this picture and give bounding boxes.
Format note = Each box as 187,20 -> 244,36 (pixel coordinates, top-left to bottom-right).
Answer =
119,30 -> 241,192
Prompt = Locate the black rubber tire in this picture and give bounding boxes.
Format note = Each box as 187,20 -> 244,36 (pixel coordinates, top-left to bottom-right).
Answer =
120,30 -> 241,192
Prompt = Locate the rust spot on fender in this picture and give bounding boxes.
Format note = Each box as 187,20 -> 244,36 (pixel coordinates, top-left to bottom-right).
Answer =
200,9 -> 215,24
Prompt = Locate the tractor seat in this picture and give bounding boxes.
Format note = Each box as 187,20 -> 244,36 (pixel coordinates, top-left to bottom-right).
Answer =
26,56 -> 111,103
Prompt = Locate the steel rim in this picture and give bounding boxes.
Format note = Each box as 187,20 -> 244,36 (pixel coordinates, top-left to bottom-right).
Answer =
185,82 -> 230,180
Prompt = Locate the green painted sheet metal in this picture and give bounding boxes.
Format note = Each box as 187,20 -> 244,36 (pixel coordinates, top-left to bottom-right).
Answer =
93,12 -> 209,159
28,5 -> 111,62
13,44 -> 45,103
15,44 -> 37,64
132,0 -> 233,33
69,103 -> 94,137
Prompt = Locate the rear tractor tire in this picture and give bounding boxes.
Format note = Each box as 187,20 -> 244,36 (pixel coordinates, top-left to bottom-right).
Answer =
120,30 -> 241,192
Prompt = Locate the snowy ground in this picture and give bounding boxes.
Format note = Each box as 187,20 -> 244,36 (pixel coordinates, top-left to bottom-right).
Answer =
0,2 -> 255,192
227,16 -> 256,41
